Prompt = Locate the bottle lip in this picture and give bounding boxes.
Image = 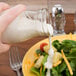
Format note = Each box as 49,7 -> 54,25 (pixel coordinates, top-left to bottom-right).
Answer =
42,22 -> 53,36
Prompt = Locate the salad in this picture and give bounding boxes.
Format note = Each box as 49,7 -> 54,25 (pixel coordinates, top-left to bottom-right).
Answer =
30,39 -> 76,76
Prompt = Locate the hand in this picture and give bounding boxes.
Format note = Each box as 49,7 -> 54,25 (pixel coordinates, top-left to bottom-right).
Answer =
0,2 -> 26,53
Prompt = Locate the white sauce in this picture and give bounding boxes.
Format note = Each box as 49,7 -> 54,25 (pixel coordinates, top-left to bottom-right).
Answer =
44,36 -> 54,76
46,69 -> 51,76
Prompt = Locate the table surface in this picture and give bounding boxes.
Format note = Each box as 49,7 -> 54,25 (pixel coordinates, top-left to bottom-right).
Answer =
0,14 -> 75,76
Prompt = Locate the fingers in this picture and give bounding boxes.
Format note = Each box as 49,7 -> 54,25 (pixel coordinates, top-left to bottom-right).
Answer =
0,2 -> 10,13
0,43 -> 10,53
0,4 -> 26,33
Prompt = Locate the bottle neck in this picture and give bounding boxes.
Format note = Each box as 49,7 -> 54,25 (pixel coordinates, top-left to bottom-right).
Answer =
41,22 -> 53,36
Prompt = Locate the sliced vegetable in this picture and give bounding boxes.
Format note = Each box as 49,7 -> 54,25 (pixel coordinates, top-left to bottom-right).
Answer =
43,45 -> 49,53
34,55 -> 44,68
61,50 -> 73,76
42,55 -> 48,65
41,70 -> 45,76
36,49 -> 47,56
40,65 -> 46,76
34,59 -> 38,63
53,60 -> 62,67
53,52 -> 62,64
40,43 -> 48,51
43,45 -> 57,53
30,67 -> 40,76
40,65 -> 42,76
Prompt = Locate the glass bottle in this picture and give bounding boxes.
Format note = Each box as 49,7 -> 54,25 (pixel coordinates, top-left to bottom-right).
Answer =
2,8 -> 53,44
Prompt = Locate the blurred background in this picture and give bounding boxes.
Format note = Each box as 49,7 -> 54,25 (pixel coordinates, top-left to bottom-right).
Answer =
0,0 -> 76,13
0,0 -> 47,11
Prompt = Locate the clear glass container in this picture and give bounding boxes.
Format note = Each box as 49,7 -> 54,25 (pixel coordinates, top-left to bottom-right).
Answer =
51,4 -> 66,35
2,8 -> 53,44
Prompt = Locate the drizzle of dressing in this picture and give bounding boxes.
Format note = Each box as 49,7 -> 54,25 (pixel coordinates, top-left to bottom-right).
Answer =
46,69 -> 51,76
44,36 -> 54,76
